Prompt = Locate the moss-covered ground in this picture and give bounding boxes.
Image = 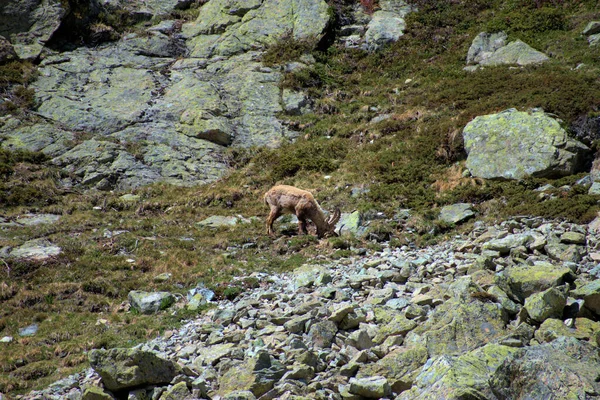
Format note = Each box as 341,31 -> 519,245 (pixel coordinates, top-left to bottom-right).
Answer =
1,0 -> 600,395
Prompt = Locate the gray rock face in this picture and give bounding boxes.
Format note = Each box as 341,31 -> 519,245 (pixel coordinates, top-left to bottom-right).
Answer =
88,348 -> 181,391
464,109 -> 590,180
1,0 -> 333,190
480,39 -> 549,66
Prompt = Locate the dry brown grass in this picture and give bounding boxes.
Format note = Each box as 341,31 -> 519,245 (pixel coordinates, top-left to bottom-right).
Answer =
431,163 -> 485,195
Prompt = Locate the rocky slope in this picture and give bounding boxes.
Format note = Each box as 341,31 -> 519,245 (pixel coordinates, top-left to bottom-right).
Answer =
17,215 -> 600,399
0,0 -> 414,190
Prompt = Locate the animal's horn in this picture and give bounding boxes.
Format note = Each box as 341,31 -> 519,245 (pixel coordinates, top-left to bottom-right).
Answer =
328,208 -> 341,227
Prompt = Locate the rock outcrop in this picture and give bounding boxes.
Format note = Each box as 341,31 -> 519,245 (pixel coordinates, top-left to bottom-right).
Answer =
0,0 -> 333,190
465,32 -> 549,70
463,108 -> 590,180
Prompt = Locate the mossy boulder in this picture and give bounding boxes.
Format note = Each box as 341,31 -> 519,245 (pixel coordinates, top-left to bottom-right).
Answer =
218,351 -> 285,398
398,344 -> 519,399
81,386 -> 115,400
523,287 -> 566,323
464,109 -> 589,180
490,336 -> 600,399
502,261 -> 574,302
88,348 -> 182,392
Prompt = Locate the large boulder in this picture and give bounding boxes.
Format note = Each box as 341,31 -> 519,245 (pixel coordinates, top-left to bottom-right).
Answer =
128,290 -> 176,314
404,297 -> 508,357
502,261 -> 573,302
479,39 -> 549,66
466,31 -> 507,65
464,109 -> 590,180
490,336 -> 600,399
466,32 -> 549,67
88,348 -> 182,392
398,344 -> 519,399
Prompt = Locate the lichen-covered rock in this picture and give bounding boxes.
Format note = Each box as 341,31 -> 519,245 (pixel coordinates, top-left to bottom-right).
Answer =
480,39 -> 549,66
365,11 -> 406,50
439,203 -> 476,225
490,336 -> 600,399
6,238 -> 62,260
571,280 -> 600,316
81,385 -> 115,400
503,261 -> 573,302
128,290 -> 176,314
185,0 -> 330,57
218,351 -> 285,397
464,109 -> 589,180
158,381 -> 191,400
348,376 -> 392,398
533,318 -> 599,343
483,233 -> 534,254
1,0 -> 67,60
398,344 -> 519,399
357,345 -> 428,393
466,31 -> 507,64
523,287 -> 566,323
583,21 -> 600,36
405,298 -> 508,357
88,348 -> 182,392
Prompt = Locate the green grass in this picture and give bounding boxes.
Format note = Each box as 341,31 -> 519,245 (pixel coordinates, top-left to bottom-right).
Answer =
2,0 -> 600,395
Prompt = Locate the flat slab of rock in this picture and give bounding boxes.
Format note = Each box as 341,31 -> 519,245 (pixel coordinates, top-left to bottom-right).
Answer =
439,203 -> 475,224
7,238 -> 62,260
196,215 -> 251,228
464,109 -> 589,180
15,214 -> 61,226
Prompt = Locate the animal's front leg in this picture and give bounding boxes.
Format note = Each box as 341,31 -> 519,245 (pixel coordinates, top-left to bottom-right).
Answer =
297,217 -> 309,235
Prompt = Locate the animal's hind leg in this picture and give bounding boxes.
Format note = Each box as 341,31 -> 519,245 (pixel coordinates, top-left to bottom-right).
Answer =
266,208 -> 281,236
